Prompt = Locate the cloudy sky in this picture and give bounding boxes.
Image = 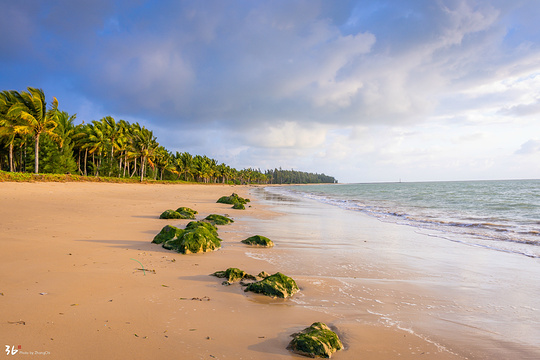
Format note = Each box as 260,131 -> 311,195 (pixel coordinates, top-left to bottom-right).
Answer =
2,0 -> 540,183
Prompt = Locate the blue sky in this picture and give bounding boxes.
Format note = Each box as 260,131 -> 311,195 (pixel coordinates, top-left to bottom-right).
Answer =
2,0 -> 540,183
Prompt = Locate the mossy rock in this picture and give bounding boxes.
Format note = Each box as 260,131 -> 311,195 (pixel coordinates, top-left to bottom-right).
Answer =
212,268 -> 256,283
185,221 -> 218,235
176,227 -> 222,254
204,214 -> 234,225
288,322 -> 343,358
217,193 -> 250,205
152,225 -> 185,244
152,219 -> 221,254
244,272 -> 299,298
232,202 -> 245,210
159,209 -> 183,219
158,222 -> 221,254
241,235 -> 274,247
175,207 -> 198,219
162,237 -> 183,251
217,195 -> 235,204
257,271 -> 271,278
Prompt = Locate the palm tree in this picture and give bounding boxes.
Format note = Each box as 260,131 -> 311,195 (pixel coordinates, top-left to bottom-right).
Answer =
193,155 -> 209,183
51,111 -> 78,174
207,156 -> 218,183
116,120 -> 130,177
85,120 -> 109,176
72,123 -> 92,175
7,87 -> 59,174
101,116 -> 122,176
131,126 -> 158,182
54,111 -> 76,148
0,90 -> 19,172
182,152 -> 194,181
174,152 -> 194,181
154,146 -> 176,180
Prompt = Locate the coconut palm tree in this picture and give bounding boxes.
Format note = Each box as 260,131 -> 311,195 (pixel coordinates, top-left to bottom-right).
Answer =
154,146 -> 176,180
86,120 -> 109,176
174,151 -> 194,181
101,116 -> 122,176
0,90 -> 20,172
116,120 -> 131,177
131,126 -> 158,182
7,87 -> 59,174
72,123 -> 92,175
41,110 -> 77,174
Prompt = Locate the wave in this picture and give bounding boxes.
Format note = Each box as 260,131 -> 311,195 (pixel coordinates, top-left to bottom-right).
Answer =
267,186 -> 540,259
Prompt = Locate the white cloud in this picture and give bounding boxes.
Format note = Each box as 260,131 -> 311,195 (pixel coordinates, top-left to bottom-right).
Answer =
4,0 -> 540,182
515,139 -> 540,155
248,122 -> 328,149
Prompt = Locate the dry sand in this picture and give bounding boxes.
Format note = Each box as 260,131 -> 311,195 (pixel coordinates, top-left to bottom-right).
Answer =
0,182 -> 463,359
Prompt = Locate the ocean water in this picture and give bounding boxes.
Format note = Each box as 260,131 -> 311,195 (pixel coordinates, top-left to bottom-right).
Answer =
279,180 -> 540,258
245,181 -> 540,359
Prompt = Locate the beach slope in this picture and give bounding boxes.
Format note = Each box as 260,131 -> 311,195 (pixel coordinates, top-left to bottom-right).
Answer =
0,182 -> 463,359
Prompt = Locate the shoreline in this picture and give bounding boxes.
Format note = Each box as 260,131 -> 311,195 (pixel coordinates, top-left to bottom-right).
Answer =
1,181 -> 483,359
248,186 -> 540,360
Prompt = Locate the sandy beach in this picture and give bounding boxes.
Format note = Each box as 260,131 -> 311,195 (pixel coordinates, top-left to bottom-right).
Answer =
0,182 -> 505,359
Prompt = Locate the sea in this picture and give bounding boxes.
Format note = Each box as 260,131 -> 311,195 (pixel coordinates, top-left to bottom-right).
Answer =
274,179 -> 540,259
245,179 -> 540,359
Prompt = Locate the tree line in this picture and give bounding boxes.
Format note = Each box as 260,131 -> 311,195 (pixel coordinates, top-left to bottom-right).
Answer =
0,87 -> 337,184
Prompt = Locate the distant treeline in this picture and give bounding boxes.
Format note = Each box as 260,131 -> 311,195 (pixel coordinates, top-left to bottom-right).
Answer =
0,87 -> 337,184
265,168 -> 336,184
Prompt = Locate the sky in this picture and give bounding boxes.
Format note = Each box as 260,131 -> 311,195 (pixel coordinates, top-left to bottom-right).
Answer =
1,0 -> 540,183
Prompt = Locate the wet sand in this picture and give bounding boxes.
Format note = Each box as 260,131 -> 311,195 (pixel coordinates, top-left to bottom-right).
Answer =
248,187 -> 540,360
1,181 -> 478,359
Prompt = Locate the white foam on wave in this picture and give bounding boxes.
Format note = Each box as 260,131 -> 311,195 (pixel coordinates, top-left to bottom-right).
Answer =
271,184 -> 540,259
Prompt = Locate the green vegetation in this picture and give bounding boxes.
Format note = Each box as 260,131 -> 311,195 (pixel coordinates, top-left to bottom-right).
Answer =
288,322 -> 343,358
159,207 -> 198,219
217,193 -> 251,210
241,235 -> 274,247
212,268 -> 256,283
232,202 -> 245,210
152,225 -> 185,244
177,227 -> 221,254
156,221 -> 221,254
204,214 -> 234,225
244,272 -> 299,298
265,168 -> 337,184
1,87 -> 337,183
159,209 -> 184,219
217,193 -> 250,204
176,207 -> 198,219
185,221 -> 218,235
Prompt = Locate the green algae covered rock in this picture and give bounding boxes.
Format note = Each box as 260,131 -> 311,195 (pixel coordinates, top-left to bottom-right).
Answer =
232,202 -> 245,210
241,235 -> 274,247
174,227 -> 221,254
212,268 -> 256,283
155,220 -> 222,254
257,271 -> 271,279
204,214 -> 234,225
159,209 -> 183,219
175,207 -> 198,219
160,207 -> 198,220
162,237 -> 183,251
152,225 -> 185,244
185,221 -> 218,235
217,193 -> 250,205
244,272 -> 299,298
288,322 -> 343,358
217,193 -> 250,210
